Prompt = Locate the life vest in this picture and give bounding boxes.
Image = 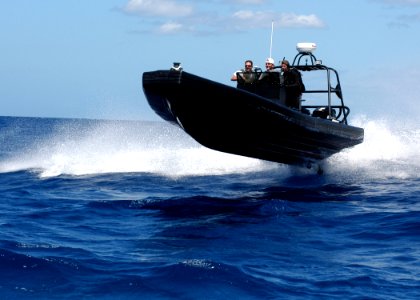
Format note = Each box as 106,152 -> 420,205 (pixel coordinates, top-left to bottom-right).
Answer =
290,68 -> 305,93
237,68 -> 257,84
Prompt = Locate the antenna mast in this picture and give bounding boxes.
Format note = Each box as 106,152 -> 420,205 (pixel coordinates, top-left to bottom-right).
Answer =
269,21 -> 274,58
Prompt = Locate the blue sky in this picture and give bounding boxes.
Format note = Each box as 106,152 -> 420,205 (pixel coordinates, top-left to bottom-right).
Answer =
1,0 -> 420,121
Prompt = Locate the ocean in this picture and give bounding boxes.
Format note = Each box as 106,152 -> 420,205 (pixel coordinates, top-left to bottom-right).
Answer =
0,115 -> 419,299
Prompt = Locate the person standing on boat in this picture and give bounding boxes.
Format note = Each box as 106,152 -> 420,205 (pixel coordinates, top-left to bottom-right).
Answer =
231,60 -> 255,81
264,57 -> 276,71
231,60 -> 259,92
256,57 -> 281,101
281,59 -> 304,109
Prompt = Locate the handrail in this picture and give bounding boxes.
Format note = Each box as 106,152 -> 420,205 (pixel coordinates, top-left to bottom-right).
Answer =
292,52 -> 349,125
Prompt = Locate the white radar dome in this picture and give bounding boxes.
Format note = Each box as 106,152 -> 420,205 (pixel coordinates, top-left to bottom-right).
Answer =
296,42 -> 317,53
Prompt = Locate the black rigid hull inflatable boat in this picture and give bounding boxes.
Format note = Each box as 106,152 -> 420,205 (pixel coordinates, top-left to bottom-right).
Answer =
142,45 -> 364,167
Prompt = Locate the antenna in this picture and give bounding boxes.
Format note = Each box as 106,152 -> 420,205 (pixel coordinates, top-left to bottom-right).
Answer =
269,21 -> 274,58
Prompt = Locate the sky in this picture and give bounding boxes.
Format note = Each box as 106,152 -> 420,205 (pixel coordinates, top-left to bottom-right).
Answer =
1,0 -> 420,121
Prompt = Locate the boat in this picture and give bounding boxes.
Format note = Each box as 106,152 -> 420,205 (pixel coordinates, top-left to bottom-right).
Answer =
142,43 -> 364,169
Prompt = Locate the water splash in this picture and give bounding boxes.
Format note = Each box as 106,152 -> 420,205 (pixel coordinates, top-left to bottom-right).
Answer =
0,116 -> 418,179
0,119 -> 276,178
324,115 -> 420,179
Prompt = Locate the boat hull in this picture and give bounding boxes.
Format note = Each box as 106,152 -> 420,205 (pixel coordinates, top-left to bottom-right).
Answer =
142,70 -> 364,166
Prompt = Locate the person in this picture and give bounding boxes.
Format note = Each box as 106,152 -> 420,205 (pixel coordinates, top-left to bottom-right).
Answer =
231,60 -> 255,81
256,57 -> 281,100
264,57 -> 276,71
231,60 -> 259,92
281,59 -> 304,109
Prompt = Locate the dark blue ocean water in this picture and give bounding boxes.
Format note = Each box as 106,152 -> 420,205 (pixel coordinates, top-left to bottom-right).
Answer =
0,116 -> 419,299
